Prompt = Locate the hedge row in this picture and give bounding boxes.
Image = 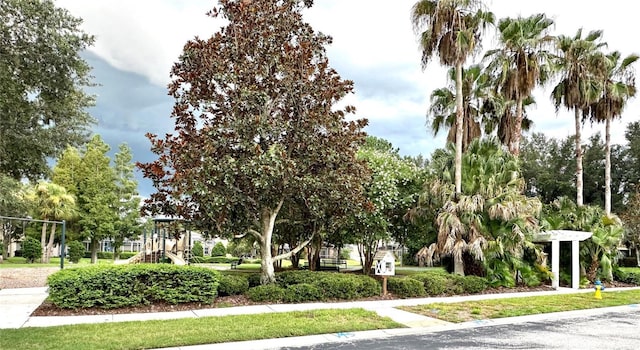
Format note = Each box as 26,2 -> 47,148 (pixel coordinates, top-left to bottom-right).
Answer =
221,271 -> 381,303
47,264 -> 220,309
388,272 -> 488,297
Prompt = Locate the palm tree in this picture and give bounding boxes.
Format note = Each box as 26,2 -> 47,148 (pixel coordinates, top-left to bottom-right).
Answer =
551,29 -> 607,207
484,13 -> 555,156
27,182 -> 76,263
421,138 -> 541,281
584,51 -> 638,215
481,93 -> 535,147
428,64 -> 488,150
412,0 -> 494,195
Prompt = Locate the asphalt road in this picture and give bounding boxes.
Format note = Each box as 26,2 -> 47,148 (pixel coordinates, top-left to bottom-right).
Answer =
281,308 -> 640,350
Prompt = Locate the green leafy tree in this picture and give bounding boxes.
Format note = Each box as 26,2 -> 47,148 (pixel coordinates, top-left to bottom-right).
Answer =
551,29 -> 607,207
25,181 -> 76,263
0,0 -> 95,180
484,14 -> 555,156
622,121 -> 640,195
76,135 -> 118,263
520,133 -> 576,203
139,0 -> 368,284
621,185 -> 640,267
191,241 -> 204,258
22,236 -> 42,263
0,174 -> 29,259
412,0 -> 494,195
111,144 -> 141,259
211,242 -> 226,257
583,51 -> 638,215
347,137 -> 421,274
67,240 -> 85,263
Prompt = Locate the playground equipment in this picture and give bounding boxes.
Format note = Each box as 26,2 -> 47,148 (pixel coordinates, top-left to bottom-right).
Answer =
115,217 -> 192,265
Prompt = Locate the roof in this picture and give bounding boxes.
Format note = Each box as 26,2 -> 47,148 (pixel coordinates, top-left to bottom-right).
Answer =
373,250 -> 395,261
532,230 -> 593,242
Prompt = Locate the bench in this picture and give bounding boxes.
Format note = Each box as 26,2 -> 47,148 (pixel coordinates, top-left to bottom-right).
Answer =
302,258 -> 347,271
230,258 -> 243,269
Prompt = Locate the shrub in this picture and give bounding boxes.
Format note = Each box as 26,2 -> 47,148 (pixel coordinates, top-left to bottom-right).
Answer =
614,268 -> 640,285
247,273 -> 262,288
211,242 -> 226,257
276,270 -> 318,287
218,274 -> 249,296
67,241 -> 85,263
246,284 -> 286,302
192,241 -> 204,257
47,264 -> 220,309
456,275 -> 488,294
412,273 -> 448,295
283,283 -> 323,303
312,273 -> 380,300
387,277 -> 425,298
22,237 -> 41,263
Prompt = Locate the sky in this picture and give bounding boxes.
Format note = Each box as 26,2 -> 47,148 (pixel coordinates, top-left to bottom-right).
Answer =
53,0 -> 640,197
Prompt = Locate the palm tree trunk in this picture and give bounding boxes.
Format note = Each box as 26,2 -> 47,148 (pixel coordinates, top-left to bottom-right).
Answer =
40,222 -> 47,262
510,97 -> 524,156
605,116 -> 612,215
454,62 -> 464,196
575,109 -> 584,207
45,223 -> 57,263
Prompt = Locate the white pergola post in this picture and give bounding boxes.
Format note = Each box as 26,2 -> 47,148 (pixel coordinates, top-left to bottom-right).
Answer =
551,240 -> 560,289
571,240 -> 580,289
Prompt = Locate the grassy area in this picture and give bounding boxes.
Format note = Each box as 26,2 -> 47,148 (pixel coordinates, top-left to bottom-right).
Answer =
402,289 -> 640,323
0,309 -> 401,350
619,267 -> 640,273
0,257 -> 114,268
395,266 -> 446,276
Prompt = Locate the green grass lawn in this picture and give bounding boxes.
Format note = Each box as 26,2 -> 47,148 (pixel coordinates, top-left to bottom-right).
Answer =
0,309 -> 401,350
401,289 -> 640,323
0,257 -> 113,268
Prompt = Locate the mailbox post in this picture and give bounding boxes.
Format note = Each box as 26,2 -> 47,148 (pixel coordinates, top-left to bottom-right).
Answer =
374,250 -> 395,295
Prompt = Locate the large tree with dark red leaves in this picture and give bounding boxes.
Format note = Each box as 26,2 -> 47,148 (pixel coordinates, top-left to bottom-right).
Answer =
139,0 -> 368,284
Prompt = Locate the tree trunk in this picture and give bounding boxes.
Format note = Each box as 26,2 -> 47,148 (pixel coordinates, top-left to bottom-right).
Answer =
454,62 -> 464,196
575,109 -> 584,207
510,97 -> 524,156
453,256 -> 465,276
636,248 -> 640,267
45,223 -> 57,263
258,202 -> 282,285
587,255 -> 599,282
40,222 -> 47,262
605,116 -> 612,215
90,238 -> 99,264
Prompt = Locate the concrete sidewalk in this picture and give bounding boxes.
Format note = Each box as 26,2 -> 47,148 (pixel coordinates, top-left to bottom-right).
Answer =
1,286 -> 639,349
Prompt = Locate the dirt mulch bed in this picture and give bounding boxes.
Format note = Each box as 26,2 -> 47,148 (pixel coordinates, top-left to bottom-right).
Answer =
31,285 -> 562,317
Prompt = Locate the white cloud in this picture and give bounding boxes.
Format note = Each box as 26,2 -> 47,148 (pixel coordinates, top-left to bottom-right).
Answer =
55,0 -> 640,155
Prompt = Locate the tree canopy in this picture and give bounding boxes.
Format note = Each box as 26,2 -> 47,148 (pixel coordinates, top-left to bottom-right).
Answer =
0,0 -> 95,180
139,0 -> 368,284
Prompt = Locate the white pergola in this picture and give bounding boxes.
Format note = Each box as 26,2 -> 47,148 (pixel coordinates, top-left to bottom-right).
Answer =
533,230 -> 593,289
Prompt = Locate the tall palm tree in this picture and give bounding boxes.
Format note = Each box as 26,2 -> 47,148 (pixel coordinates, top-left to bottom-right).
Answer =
27,182 -> 76,263
484,13 -> 555,156
584,51 -> 638,215
428,64 -> 488,150
481,93 -> 535,147
551,29 -> 607,207
412,0 -> 494,195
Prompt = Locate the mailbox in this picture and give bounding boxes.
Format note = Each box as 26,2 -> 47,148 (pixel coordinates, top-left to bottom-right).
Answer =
374,250 -> 395,276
